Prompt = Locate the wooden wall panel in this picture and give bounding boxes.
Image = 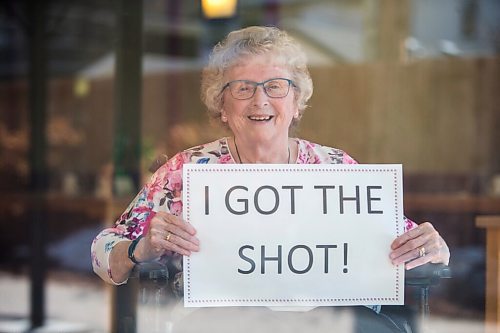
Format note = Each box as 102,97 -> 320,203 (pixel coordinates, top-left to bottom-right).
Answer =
1,56 -> 499,192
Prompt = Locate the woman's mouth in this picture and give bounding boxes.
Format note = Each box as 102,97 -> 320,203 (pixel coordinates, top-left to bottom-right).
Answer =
248,115 -> 273,121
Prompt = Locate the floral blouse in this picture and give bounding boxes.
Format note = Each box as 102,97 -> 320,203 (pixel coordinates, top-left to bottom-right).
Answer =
91,137 -> 416,296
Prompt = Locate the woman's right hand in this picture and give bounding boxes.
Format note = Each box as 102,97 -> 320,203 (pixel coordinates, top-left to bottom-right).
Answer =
136,211 -> 200,261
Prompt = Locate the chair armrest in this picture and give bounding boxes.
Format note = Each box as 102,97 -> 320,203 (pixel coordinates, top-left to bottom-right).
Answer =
134,263 -> 452,287
405,263 -> 452,287
132,262 -> 169,288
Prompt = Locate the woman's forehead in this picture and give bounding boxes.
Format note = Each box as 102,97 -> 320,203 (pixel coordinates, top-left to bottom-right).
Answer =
224,54 -> 291,80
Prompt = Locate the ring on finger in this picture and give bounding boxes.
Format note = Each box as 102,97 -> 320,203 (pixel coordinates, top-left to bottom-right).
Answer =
418,246 -> 426,258
165,232 -> 172,242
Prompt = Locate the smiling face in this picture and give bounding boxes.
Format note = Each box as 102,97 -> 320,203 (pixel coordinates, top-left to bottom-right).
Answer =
221,54 -> 299,145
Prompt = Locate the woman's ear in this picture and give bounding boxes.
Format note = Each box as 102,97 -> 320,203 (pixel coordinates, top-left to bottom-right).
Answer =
221,110 -> 228,122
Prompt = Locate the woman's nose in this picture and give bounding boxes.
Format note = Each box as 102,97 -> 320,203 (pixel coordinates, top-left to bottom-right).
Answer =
252,85 -> 269,106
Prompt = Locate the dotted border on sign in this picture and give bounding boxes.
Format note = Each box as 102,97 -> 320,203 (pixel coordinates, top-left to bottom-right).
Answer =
184,166 -> 402,304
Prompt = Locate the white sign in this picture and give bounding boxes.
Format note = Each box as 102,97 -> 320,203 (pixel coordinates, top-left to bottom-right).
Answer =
183,164 -> 404,308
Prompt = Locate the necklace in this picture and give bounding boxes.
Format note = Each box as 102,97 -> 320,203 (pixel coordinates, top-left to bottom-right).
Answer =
233,137 -> 290,164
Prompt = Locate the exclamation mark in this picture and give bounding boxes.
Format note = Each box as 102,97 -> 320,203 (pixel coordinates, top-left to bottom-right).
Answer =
343,243 -> 348,273
205,186 -> 209,215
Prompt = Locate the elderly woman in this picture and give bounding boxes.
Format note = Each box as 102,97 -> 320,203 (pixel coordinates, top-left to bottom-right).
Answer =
92,26 -> 449,332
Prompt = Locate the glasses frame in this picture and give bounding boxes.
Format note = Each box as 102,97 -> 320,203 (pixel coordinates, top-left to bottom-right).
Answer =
221,77 -> 295,100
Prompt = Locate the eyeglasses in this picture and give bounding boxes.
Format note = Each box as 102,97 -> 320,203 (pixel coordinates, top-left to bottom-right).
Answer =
222,78 -> 295,100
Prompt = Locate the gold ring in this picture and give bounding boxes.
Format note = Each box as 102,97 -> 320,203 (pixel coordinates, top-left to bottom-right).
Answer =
418,247 -> 426,258
165,232 -> 172,242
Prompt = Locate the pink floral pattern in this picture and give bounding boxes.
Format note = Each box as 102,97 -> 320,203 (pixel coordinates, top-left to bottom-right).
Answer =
91,137 -> 417,287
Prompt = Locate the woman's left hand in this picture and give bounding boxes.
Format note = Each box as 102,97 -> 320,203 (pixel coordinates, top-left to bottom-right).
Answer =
389,222 -> 450,270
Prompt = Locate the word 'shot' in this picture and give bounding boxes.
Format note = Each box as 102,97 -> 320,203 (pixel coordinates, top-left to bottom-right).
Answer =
238,243 -> 350,275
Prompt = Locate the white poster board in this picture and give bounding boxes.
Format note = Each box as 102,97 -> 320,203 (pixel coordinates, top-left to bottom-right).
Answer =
183,164 -> 404,308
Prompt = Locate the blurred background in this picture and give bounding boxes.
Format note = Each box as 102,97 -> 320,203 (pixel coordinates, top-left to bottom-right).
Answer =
0,0 -> 499,332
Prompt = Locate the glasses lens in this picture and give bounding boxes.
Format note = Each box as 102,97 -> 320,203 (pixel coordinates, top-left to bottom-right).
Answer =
229,81 -> 255,99
263,79 -> 290,98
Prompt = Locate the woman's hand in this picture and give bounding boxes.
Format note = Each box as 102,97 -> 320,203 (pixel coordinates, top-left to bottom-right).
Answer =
389,222 -> 450,270
136,211 -> 200,262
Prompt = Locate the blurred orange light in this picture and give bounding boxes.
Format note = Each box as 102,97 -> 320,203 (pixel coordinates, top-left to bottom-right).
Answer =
202,0 -> 237,19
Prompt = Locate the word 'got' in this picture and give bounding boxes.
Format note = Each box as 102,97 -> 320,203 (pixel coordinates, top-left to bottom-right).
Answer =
204,185 -> 384,215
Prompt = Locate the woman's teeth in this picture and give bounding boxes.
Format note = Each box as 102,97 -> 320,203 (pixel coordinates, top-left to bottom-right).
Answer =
248,116 -> 272,121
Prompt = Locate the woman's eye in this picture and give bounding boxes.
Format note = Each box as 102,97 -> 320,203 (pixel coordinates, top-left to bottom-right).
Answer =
268,84 -> 280,90
266,81 -> 283,90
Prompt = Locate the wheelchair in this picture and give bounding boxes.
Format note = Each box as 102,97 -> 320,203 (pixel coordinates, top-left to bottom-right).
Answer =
112,262 -> 450,333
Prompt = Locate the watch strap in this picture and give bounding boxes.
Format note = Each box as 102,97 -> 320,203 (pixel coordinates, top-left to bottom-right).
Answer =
127,235 -> 143,265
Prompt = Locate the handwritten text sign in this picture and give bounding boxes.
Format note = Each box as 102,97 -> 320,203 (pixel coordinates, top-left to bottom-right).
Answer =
183,164 -> 404,308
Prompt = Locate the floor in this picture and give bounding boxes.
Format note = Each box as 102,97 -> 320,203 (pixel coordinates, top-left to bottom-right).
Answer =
0,271 -> 489,333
